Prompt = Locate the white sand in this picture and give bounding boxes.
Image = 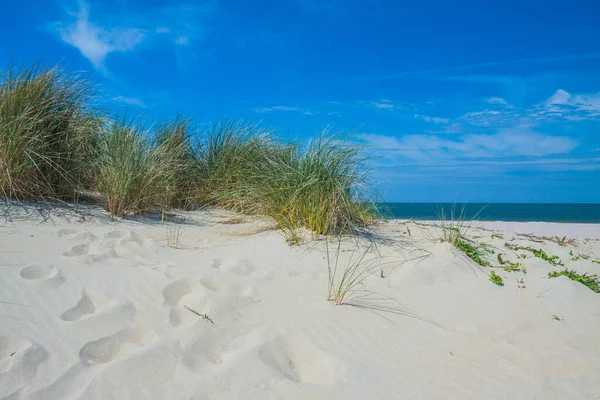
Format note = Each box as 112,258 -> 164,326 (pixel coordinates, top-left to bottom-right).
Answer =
1,204 -> 600,399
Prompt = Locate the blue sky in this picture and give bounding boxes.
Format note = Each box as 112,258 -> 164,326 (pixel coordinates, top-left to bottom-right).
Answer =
1,0 -> 599,203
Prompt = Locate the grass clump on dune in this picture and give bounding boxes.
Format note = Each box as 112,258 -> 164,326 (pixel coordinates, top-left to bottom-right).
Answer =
438,205 -> 491,266
0,63 -> 99,200
548,269 -> 600,293
96,118 -> 167,217
197,119 -> 280,212
260,132 -> 374,243
326,239 -> 381,305
97,116 -> 202,217
154,116 -> 201,210
198,123 -> 375,243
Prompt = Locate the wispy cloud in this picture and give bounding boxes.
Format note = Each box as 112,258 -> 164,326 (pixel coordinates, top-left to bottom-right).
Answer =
52,2 -> 144,70
539,89 -> 600,120
486,96 -> 509,106
362,129 -> 578,162
414,114 -> 449,124
113,96 -> 146,107
371,100 -> 394,109
251,105 -> 315,115
49,1 -> 215,71
446,88 -> 600,131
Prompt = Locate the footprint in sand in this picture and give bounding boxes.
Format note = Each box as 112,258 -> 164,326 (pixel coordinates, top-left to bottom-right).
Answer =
163,276 -> 251,305
211,258 -> 255,277
63,243 -> 90,258
183,328 -> 263,370
258,336 -> 340,385
19,264 -> 65,289
57,228 -> 80,238
199,278 -> 224,293
104,230 -> 128,239
0,337 -> 35,373
20,264 -> 58,280
0,337 -> 48,395
60,291 -> 116,322
120,231 -> 150,248
79,328 -> 155,365
162,278 -> 209,307
57,228 -> 97,241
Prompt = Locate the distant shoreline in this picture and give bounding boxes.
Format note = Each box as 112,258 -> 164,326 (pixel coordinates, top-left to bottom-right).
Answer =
377,203 -> 600,224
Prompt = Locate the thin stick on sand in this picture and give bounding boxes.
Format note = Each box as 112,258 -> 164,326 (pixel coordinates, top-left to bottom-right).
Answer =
184,305 -> 215,324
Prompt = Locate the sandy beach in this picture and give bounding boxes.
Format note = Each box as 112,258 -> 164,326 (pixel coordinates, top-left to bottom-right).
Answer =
1,204 -> 599,400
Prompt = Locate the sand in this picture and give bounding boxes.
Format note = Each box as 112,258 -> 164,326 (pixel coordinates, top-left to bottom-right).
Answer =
1,203 -> 599,399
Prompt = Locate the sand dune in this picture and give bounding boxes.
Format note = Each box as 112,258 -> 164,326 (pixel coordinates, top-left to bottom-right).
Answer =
1,205 -> 599,399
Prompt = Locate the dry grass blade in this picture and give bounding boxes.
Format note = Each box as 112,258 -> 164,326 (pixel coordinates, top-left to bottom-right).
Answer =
326,238 -> 383,305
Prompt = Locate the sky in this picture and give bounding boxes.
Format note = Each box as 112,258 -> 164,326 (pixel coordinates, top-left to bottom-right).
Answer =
1,0 -> 599,203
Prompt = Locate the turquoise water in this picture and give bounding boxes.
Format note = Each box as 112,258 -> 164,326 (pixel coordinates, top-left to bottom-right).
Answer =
378,203 -> 600,223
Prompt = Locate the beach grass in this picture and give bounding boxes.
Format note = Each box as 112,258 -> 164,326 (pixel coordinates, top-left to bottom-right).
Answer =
1,62 -> 375,237
154,116 -> 201,210
0,63 -> 99,200
197,122 -> 375,242
259,132 -> 375,243
326,239 -> 380,305
96,117 -> 166,216
437,204 -> 491,266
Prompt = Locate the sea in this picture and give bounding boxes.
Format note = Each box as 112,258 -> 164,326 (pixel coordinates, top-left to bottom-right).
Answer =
377,203 -> 600,223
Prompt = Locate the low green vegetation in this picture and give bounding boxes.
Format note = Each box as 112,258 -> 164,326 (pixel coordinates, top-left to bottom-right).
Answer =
491,233 -> 503,240
497,253 -> 508,265
497,253 -> 525,272
489,271 -> 504,286
438,204 -> 480,244
505,262 -> 524,273
551,314 -> 563,321
548,269 -> 600,293
505,243 -> 563,266
438,205 -> 494,267
455,239 -> 491,266
0,62 -> 374,240
570,250 -> 590,261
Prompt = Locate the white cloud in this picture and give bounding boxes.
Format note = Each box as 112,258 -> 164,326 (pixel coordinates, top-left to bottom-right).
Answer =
414,114 -> 450,124
361,129 -> 577,162
113,96 -> 146,107
457,110 -> 511,127
541,89 -> 600,120
271,105 -> 300,111
252,105 -> 308,113
49,2 -> 216,72
447,89 -> 600,131
251,107 -> 272,113
372,100 -> 394,109
486,96 -> 509,106
546,89 -> 572,105
53,2 -> 144,69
